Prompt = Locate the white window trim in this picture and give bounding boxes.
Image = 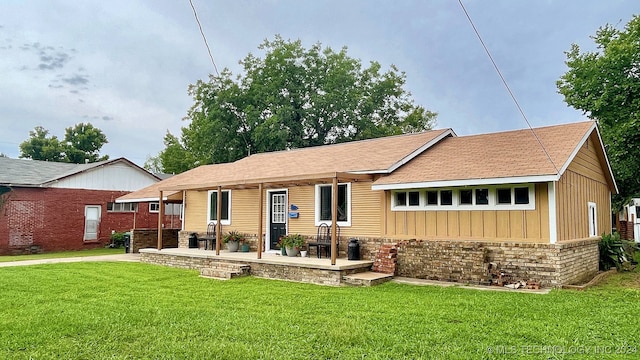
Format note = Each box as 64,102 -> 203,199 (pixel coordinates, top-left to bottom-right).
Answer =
391,185 -> 535,211
588,202 -> 597,237
315,182 -> 352,227
149,202 -> 160,213
207,189 -> 231,225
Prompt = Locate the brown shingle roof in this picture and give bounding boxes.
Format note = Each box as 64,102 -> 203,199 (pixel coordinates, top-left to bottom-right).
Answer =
118,129 -> 451,200
373,121 -> 597,187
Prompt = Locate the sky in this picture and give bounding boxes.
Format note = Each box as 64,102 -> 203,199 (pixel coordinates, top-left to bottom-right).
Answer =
0,0 -> 638,167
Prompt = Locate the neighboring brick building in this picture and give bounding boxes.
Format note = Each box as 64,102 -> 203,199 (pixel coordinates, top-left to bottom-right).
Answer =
0,157 -> 180,255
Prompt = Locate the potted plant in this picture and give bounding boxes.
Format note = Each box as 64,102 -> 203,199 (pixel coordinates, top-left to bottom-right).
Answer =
223,230 -> 245,252
280,234 -> 305,257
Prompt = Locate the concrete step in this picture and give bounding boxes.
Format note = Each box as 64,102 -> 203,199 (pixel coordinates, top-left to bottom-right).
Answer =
200,263 -> 250,280
343,271 -> 393,286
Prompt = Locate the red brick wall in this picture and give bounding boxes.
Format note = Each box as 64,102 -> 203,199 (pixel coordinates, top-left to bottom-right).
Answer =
0,187 -> 181,255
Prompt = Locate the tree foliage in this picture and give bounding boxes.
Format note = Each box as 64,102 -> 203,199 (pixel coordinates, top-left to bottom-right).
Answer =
160,36 -> 437,171
19,123 -> 109,163
557,15 -> 640,207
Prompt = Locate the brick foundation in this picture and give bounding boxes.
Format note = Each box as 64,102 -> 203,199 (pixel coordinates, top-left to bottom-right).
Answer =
356,237 -> 598,288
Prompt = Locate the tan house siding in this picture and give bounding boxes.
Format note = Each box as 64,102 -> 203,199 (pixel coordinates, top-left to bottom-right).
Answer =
384,183 -> 550,242
555,171 -> 611,242
226,189 -> 260,234
184,190 -> 208,232
184,182 -> 382,238
555,135 -> 612,242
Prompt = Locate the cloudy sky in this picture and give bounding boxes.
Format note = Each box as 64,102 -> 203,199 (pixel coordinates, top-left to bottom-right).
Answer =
0,1 -> 637,167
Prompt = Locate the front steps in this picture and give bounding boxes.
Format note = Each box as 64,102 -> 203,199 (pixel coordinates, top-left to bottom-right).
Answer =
200,262 -> 251,280
343,271 -> 393,286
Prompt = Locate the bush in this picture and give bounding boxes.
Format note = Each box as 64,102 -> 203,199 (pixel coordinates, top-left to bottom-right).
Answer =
598,232 -> 639,271
109,232 -> 127,248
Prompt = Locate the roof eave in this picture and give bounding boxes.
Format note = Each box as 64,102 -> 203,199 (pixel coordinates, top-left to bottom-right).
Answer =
371,174 -> 560,190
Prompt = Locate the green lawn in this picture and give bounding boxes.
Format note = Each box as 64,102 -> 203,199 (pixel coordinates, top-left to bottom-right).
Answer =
0,247 -> 123,262
0,263 -> 638,359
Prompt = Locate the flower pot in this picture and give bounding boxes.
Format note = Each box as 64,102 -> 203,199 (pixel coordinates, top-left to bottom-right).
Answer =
286,247 -> 299,257
226,240 -> 239,252
240,243 -> 250,252
281,247 -> 287,256
300,250 -> 308,257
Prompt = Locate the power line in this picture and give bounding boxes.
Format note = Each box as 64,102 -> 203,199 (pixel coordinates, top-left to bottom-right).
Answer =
188,0 -> 220,76
457,0 -> 559,173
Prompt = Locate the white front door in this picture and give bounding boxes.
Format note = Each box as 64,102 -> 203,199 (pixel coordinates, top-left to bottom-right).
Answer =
84,205 -> 101,240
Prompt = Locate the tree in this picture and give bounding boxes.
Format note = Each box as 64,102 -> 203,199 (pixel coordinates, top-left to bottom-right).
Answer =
62,123 -> 109,163
19,126 -> 64,162
19,123 -> 109,163
159,36 -> 437,171
557,15 -> 640,207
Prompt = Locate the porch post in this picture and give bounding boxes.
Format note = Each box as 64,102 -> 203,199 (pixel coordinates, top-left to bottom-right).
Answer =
157,191 -> 164,250
331,176 -> 338,265
216,186 -> 222,255
257,183 -> 263,259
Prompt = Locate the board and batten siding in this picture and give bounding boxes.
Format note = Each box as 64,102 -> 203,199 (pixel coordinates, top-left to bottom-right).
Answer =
52,162 -> 157,191
384,183 -> 550,242
555,134 -> 612,241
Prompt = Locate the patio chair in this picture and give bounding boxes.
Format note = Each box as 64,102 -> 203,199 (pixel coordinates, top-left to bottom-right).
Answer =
197,223 -> 216,250
308,223 -> 340,258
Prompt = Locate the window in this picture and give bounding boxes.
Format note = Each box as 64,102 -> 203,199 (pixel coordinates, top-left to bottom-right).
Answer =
408,191 -> 420,206
316,183 -> 351,226
394,191 -> 420,207
149,202 -> 160,213
475,189 -> 489,205
459,189 -> 472,205
514,187 -> 530,204
497,188 -> 511,204
588,202 -> 597,237
165,203 -> 182,216
207,190 -> 231,225
427,191 -> 438,205
440,190 -> 453,205
107,202 -> 137,212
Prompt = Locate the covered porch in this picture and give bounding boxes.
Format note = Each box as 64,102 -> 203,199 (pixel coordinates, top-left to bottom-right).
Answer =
139,247 -> 378,286
155,171 -> 375,266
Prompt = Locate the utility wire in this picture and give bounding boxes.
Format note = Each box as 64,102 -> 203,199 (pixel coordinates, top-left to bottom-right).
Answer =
189,0 -> 220,76
457,0 -> 559,173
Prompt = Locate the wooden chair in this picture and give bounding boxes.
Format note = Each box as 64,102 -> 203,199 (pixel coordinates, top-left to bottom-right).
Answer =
308,223 -> 340,258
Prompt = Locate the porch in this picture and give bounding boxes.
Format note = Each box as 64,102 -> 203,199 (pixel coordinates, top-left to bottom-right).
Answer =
139,247 -> 378,286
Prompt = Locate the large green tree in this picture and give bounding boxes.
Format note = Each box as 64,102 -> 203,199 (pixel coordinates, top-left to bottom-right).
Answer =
557,15 -> 640,207
19,123 -> 109,163
18,126 -> 65,162
160,36 -> 437,171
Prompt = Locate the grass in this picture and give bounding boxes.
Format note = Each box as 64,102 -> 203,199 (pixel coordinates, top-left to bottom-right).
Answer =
0,263 -> 639,359
0,247 -> 123,262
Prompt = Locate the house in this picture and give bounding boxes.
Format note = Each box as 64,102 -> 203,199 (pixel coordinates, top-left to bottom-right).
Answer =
118,121 -> 616,287
619,199 -> 640,242
0,157 -> 179,255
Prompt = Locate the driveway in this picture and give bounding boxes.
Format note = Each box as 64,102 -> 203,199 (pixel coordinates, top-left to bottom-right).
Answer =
0,253 -> 141,267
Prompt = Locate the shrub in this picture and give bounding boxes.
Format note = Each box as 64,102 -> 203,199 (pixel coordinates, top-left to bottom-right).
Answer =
222,230 -> 245,244
599,232 -> 639,271
280,234 -> 305,249
109,232 -> 127,248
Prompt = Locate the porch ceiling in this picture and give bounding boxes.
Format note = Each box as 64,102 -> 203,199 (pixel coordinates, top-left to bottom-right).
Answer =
158,171 -> 375,192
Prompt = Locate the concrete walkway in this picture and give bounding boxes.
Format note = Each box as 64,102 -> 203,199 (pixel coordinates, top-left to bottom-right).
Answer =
0,253 -> 141,267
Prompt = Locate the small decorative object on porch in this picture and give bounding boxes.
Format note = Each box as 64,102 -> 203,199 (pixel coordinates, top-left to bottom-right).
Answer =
281,233 -> 305,257
223,230 -> 245,252
300,250 -> 308,257
240,242 -> 250,252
